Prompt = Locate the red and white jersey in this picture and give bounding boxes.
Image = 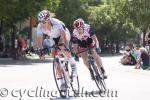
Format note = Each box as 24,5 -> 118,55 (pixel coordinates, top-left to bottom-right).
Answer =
72,24 -> 94,41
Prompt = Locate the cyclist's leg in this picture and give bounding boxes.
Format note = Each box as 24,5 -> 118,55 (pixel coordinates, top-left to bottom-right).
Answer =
61,47 -> 77,77
52,48 -> 64,77
78,40 -> 90,69
87,38 -> 106,76
58,37 -> 77,78
80,51 -> 90,68
80,51 -> 94,78
52,37 -> 68,91
90,48 -> 106,75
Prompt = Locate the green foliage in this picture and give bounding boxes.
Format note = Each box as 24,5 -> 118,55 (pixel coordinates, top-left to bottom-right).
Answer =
44,0 -> 60,12
1,0 -> 149,49
55,0 -> 89,30
88,0 -> 139,44
123,0 -> 150,31
0,0 -> 47,24
87,0 -> 102,6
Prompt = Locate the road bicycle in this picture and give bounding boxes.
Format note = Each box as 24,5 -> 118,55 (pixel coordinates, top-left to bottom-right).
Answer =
78,48 -> 107,93
52,44 -> 80,98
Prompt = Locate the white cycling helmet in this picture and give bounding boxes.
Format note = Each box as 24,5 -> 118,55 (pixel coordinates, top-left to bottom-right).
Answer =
38,10 -> 51,22
73,18 -> 84,29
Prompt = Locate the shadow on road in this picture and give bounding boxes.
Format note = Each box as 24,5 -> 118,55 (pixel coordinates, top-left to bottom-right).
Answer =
0,53 -> 123,66
49,90 -> 103,100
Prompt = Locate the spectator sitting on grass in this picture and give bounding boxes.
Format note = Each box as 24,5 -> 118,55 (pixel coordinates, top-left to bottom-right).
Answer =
121,46 -> 131,65
121,44 -> 141,65
128,43 -> 137,65
135,47 -> 150,70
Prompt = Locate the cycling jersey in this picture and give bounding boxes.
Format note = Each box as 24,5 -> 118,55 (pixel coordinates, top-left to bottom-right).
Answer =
72,24 -> 95,41
72,24 -> 95,50
37,18 -> 65,37
37,18 -> 70,46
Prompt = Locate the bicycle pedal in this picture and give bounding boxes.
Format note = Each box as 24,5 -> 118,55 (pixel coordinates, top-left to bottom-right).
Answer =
103,75 -> 107,79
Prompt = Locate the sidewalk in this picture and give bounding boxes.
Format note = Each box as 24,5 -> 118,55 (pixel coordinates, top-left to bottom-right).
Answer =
0,58 -> 12,60
0,54 -> 53,66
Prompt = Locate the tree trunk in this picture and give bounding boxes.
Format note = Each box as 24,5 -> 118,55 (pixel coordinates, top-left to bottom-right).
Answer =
143,32 -> 146,47
11,26 -> 16,49
116,41 -> 120,53
11,24 -> 18,59
110,41 -> 114,55
0,20 -> 3,35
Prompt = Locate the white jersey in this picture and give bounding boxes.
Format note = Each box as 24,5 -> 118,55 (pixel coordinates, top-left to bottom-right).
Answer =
72,24 -> 93,40
37,18 -> 70,45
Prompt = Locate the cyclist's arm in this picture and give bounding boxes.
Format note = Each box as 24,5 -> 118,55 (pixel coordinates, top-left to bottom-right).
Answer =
89,26 -> 100,48
91,35 -> 99,48
71,36 -> 79,54
60,29 -> 67,44
72,43 -> 78,54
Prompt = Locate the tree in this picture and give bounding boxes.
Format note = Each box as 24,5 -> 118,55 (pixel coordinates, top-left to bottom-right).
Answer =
0,0 -> 47,50
123,0 -> 150,31
88,0 -> 139,53
44,0 -> 60,12
55,0 -> 88,31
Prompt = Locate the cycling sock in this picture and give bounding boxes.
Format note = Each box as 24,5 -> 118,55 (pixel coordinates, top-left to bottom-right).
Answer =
61,78 -> 65,84
68,57 -> 77,75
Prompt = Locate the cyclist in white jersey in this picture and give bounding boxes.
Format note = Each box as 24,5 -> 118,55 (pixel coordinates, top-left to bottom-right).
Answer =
37,17 -> 70,48
72,18 -> 107,79
37,10 -> 77,89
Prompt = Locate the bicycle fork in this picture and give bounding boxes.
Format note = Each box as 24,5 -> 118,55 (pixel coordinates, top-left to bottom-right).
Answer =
59,60 -> 71,87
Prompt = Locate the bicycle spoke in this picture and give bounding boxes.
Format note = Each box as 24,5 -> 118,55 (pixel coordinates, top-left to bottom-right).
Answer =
53,61 -> 67,98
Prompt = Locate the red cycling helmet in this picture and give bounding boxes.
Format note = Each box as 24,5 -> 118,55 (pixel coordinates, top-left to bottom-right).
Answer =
73,18 -> 84,29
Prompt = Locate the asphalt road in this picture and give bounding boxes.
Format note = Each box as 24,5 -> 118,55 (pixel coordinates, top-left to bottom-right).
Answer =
0,55 -> 150,100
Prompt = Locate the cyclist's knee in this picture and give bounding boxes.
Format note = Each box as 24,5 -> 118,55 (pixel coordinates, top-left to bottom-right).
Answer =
83,59 -> 88,64
90,49 -> 97,56
82,55 -> 88,63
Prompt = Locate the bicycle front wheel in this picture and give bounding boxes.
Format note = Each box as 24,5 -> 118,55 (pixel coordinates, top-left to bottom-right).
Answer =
53,60 -> 67,98
70,75 -> 80,96
91,63 -> 107,93
66,63 -> 80,96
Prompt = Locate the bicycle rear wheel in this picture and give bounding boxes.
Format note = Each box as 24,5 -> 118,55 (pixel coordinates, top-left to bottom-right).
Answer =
53,60 -> 68,98
91,63 -> 107,93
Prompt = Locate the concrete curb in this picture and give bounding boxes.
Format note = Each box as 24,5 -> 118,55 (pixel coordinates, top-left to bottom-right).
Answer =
0,58 -> 13,61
